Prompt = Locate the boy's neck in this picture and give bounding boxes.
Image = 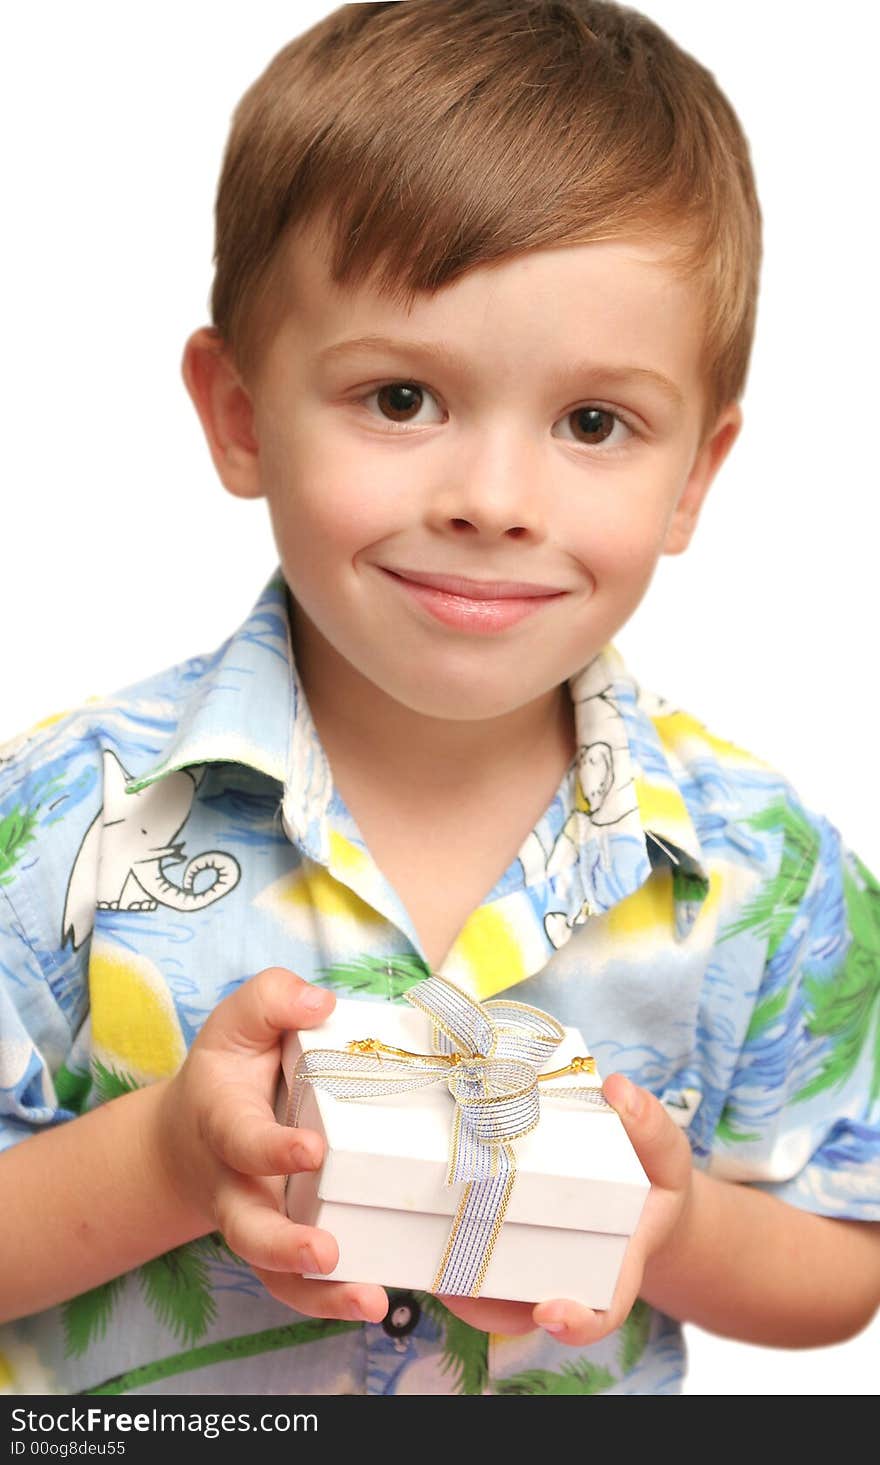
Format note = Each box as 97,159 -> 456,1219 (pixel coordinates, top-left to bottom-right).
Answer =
288,594 -> 577,800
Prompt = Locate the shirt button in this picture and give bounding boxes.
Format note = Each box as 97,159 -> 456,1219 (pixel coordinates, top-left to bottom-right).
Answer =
381,1290 -> 421,1338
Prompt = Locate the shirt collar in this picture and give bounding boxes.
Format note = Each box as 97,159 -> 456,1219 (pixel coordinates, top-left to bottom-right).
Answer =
125,564 -> 709,937
569,641 -> 710,939
124,564 -> 294,794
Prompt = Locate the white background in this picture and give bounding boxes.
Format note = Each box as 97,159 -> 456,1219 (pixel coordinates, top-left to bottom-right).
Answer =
2,1 -> 877,1394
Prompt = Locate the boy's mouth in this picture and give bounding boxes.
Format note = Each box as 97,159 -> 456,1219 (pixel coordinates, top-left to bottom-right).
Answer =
381,567 -> 566,600
378,566 -> 566,634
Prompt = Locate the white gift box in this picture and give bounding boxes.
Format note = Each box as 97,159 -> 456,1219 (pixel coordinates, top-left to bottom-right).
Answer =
275,994 -> 650,1309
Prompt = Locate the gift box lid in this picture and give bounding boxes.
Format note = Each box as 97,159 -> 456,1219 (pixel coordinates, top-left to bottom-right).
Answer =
279,993 -> 650,1237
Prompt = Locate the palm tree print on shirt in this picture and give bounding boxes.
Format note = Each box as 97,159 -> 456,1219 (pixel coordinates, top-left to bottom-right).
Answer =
714,796 -> 880,1141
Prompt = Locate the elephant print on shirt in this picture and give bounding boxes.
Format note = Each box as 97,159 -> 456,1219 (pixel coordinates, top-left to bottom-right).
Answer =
521,726 -> 637,952
61,748 -> 241,951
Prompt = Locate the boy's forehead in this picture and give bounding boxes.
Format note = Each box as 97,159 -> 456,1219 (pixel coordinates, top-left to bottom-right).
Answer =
267,210 -> 706,401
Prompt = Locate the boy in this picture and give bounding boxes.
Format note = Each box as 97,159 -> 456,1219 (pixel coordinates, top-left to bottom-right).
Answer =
1,0 -> 878,1397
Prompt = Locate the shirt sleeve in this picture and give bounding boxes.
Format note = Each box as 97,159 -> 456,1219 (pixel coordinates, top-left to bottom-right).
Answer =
0,716 -> 97,1152
707,801 -> 880,1222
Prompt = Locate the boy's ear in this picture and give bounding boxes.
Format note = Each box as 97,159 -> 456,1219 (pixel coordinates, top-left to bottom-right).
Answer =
663,402 -> 743,556
180,327 -> 265,500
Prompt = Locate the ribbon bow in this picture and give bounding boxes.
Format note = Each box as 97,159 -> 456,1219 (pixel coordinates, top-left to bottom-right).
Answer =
288,973 -> 615,1297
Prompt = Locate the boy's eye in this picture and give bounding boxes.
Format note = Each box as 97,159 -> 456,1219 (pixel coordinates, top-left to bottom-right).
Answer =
358,379 -> 634,449
363,381 -> 443,426
560,406 -> 632,449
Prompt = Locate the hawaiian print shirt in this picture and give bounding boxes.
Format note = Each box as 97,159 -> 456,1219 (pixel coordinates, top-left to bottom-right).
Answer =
1,563 -> 878,1396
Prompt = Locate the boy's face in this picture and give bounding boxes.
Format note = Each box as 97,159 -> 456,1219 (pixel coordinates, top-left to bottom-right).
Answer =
185,217 -> 740,728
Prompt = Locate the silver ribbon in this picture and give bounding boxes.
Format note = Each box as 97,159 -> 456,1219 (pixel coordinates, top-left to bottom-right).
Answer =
287,973 -> 615,1297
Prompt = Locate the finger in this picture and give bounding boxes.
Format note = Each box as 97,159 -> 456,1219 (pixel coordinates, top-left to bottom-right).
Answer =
435,1294 -> 536,1336
201,966 -> 336,1056
214,1172 -> 339,1276
531,1298 -> 608,1347
530,1219 -> 644,1348
201,1083 -> 324,1176
251,1266 -> 389,1325
602,1073 -> 692,1189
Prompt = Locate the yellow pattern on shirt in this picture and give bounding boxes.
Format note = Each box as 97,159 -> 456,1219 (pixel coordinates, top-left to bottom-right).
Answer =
90,944 -> 186,1082
454,903 -> 528,999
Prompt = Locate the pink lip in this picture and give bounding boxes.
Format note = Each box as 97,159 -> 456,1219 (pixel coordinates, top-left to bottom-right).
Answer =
386,568 -> 564,599
380,567 -> 565,633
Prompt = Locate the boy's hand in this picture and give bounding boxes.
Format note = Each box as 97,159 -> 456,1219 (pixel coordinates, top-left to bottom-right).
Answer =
156,966 -> 389,1325
436,1073 -> 694,1345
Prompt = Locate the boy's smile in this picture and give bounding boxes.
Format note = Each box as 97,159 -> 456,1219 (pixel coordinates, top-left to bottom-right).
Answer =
376,565 -> 568,634
183,215 -> 740,791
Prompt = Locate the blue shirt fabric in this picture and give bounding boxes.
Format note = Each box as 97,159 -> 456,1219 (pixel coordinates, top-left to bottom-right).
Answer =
1,563 -> 878,1396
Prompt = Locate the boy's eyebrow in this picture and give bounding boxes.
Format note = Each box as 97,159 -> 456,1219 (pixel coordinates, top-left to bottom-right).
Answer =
315,334 -> 685,410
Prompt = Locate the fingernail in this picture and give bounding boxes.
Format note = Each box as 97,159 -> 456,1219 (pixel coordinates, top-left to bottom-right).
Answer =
301,986 -> 327,1011
614,1076 -> 640,1119
296,1245 -> 322,1274
351,1301 -> 372,1322
290,1142 -> 316,1170
538,1314 -> 566,1334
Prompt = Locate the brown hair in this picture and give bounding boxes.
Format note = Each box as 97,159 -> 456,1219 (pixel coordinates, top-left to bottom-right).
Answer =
209,0 -> 762,443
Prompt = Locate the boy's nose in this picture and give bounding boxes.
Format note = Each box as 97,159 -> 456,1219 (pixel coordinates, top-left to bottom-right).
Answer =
427,434 -> 547,538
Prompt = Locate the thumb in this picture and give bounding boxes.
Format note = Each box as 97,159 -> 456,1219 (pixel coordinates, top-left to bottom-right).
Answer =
201,966 -> 335,1055
602,1073 -> 691,1190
